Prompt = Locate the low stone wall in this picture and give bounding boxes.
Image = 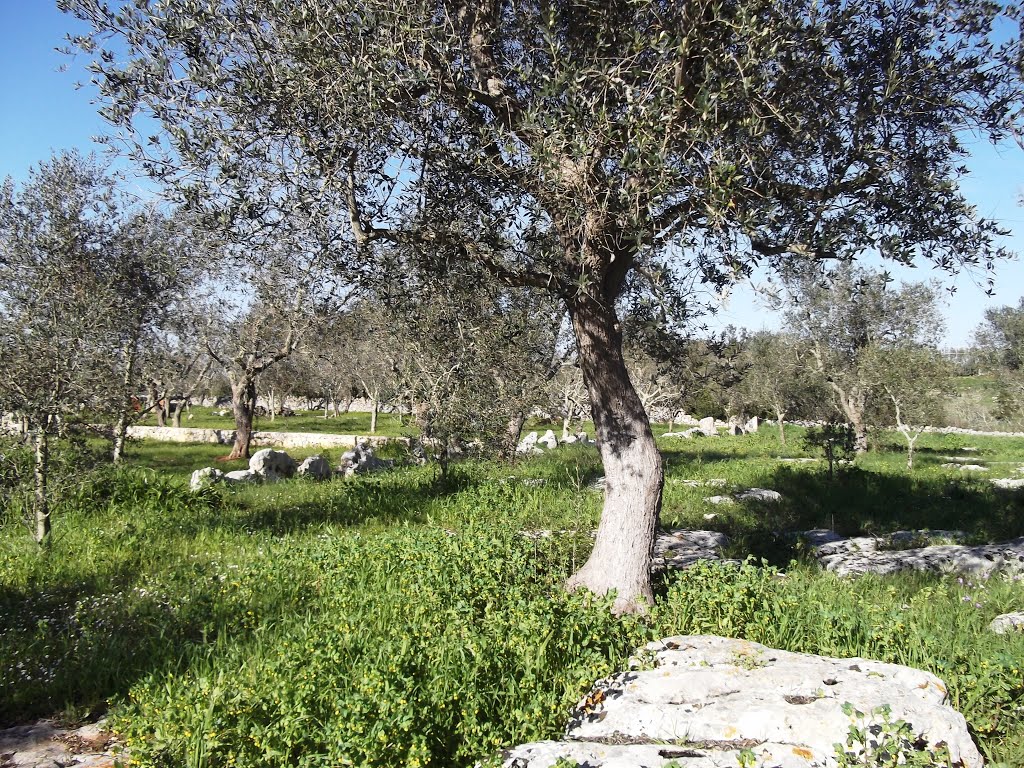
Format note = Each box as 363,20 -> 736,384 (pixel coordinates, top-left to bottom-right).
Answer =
126,426 -> 399,450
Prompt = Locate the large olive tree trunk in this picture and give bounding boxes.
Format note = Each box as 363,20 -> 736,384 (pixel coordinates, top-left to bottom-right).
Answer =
831,384 -> 868,453
565,295 -> 663,615
226,376 -> 257,460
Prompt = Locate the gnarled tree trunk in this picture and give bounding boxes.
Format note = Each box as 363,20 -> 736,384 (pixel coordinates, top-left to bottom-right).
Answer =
227,375 -> 257,460
565,295 -> 663,615
502,410 -> 526,463
34,427 -> 50,546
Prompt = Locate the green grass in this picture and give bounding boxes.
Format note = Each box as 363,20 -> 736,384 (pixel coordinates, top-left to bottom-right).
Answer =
2,427 -> 1023,766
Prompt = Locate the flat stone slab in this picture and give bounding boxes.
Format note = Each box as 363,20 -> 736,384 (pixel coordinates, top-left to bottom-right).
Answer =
0,720 -> 118,768
504,636 -> 981,767
653,530 -> 730,571
813,533 -> 1024,577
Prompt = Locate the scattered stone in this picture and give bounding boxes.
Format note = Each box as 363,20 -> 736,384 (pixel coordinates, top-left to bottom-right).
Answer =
0,720 -> 119,768
797,528 -> 845,547
941,463 -> 988,472
704,495 -> 735,505
522,478 -> 547,487
504,635 -> 981,768
698,416 -> 716,434
682,479 -> 727,488
653,530 -> 730,571
538,429 -> 558,450
249,448 -> 298,481
223,469 -> 260,484
297,454 -> 333,481
702,513 -> 717,521
812,533 -> 1024,578
661,431 -> 691,438
736,488 -> 783,503
989,611 -> 1024,634
189,466 -> 223,491
516,432 -> 541,454
743,415 -> 760,433
778,457 -> 820,463
727,424 -> 744,436
339,442 -> 393,476
992,477 -> 1024,490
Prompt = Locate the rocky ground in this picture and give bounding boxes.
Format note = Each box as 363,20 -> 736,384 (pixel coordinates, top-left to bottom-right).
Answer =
0,721 -> 118,768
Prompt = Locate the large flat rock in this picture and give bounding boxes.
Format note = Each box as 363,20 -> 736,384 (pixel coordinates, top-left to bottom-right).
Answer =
504,636 -> 981,767
814,534 -> 1024,577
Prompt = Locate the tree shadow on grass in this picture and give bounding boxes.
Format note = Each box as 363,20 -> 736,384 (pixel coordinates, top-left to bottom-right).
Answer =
723,465 -> 1024,565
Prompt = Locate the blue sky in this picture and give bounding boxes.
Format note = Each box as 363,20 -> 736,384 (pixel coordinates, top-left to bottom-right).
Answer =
3,1 -> 1024,347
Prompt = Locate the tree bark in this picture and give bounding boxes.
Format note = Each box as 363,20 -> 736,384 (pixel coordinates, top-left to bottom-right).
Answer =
112,338 -> 139,464
775,409 -> 787,446
33,427 -> 50,546
370,394 -> 378,434
832,384 -> 868,453
565,295 -> 662,615
503,410 -> 526,463
226,375 -> 257,460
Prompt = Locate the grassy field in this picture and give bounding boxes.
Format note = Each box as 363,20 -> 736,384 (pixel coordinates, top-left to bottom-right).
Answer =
2,427 -> 1023,766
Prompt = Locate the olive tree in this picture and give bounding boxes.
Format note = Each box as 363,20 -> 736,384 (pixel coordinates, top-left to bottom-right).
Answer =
65,0 -> 1022,611
782,266 -> 946,452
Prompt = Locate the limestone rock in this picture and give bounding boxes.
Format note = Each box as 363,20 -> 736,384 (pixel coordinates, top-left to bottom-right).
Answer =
743,415 -> 760,433
736,488 -> 783,503
989,611 -> 1024,634
248,448 -> 297,481
505,635 -> 982,768
992,477 -> 1024,490
704,495 -> 734,505
224,469 -> 260,484
339,442 -> 393,476
653,530 -> 730,571
297,454 -> 333,481
0,720 -> 118,768
538,429 -> 558,450
516,431 -> 539,454
813,533 -> 1024,578
698,416 -> 716,436
189,466 -> 223,491
941,463 -> 988,472
727,424 -> 744,436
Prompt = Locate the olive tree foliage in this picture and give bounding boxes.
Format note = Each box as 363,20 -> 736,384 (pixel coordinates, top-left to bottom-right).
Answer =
0,152 -> 126,544
861,343 -> 951,468
975,298 -> 1024,420
781,266 -> 946,453
65,0 -> 1022,611
730,331 -> 823,444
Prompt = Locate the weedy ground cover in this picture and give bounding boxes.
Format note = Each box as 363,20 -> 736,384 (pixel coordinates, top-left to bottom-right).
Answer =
136,407 -> 409,437
1,428 -> 1023,766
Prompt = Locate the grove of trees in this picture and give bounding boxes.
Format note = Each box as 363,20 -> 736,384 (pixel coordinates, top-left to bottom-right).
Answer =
53,0 -> 1024,611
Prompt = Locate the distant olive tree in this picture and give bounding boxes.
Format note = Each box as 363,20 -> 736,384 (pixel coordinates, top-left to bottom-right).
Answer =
782,267 -> 945,453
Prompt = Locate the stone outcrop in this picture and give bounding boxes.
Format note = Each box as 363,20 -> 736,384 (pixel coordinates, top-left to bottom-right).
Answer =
339,442 -> 393,476
249,449 -> 298,481
189,466 -> 223,491
989,611 -> 1024,634
297,454 -> 333,480
736,488 -> 783,503
812,532 -> 1024,578
126,425 -> 397,451
653,530 -> 731,571
0,720 -> 118,768
504,636 -> 981,768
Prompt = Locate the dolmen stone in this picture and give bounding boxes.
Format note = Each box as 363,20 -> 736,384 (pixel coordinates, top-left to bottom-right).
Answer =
989,611 -> 1024,634
538,429 -> 558,450
189,467 -> 223,491
249,448 -> 297,482
297,454 -> 333,481
224,469 -> 259,484
503,635 -> 982,767
517,431 -> 543,455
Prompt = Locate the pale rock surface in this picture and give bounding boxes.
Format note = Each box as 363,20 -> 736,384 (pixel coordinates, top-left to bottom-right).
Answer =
989,611 -> 1024,634
517,431 -> 539,454
814,533 -> 1024,577
223,469 -> 260,484
736,488 -> 783,503
941,463 -> 988,472
504,635 -> 982,768
704,495 -> 735,505
189,466 -> 223,490
743,415 -> 760,433
248,448 -> 297,481
297,454 -> 333,480
698,417 -> 717,436
992,477 -> 1024,490
0,720 -> 118,768
661,431 -> 692,438
339,443 -> 393,476
653,530 -> 730,571
727,424 -> 744,436
538,430 -> 558,450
